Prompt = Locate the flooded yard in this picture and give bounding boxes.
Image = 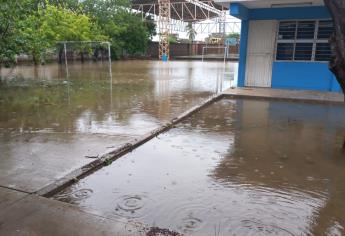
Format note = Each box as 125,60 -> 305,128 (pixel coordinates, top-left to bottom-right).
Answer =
0,60 -> 235,192
54,98 -> 345,235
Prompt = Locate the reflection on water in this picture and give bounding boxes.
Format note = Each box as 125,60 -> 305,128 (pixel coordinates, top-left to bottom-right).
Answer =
54,98 -> 345,235
0,60 -> 235,191
0,61 -> 234,134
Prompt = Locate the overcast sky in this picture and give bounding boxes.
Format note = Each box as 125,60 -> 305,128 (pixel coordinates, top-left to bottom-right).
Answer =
152,15 -> 241,42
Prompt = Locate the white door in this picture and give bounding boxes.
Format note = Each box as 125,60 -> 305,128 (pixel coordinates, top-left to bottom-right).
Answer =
245,20 -> 277,87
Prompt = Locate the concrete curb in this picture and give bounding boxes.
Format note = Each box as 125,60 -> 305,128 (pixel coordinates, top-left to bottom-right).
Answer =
37,93 -> 224,197
222,91 -> 345,105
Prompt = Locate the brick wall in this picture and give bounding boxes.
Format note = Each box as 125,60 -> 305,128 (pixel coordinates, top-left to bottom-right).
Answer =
146,42 -> 239,59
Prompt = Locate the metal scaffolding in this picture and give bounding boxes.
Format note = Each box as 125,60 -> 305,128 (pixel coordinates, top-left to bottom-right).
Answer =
132,0 -> 230,60
132,0 -> 224,21
158,0 -> 171,60
169,19 -> 240,34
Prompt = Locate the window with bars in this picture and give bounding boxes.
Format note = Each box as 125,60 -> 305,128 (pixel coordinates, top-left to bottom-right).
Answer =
276,20 -> 334,62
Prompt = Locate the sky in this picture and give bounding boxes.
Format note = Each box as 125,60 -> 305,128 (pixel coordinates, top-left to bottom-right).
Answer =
152,15 -> 241,42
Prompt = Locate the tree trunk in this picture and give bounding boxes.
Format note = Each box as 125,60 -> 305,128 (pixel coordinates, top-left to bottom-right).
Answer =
32,53 -> 39,65
324,0 -> 345,98
93,48 -> 99,61
58,48 -> 63,64
325,0 -> 345,151
80,51 -> 84,63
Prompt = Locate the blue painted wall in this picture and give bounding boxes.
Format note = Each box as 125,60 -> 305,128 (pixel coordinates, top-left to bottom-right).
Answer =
230,3 -> 341,92
250,6 -> 331,20
271,62 -> 340,92
230,3 -> 249,20
237,20 -> 248,87
230,4 -> 331,21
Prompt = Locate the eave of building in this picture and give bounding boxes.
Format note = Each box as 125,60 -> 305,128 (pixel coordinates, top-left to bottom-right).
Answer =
214,0 -> 324,9
214,0 -> 330,21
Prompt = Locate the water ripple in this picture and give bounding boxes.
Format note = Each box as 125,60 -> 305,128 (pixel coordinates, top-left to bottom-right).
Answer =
54,188 -> 93,203
114,194 -> 149,219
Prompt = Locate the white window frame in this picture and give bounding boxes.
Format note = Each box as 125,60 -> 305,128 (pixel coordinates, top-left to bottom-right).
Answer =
274,19 -> 332,62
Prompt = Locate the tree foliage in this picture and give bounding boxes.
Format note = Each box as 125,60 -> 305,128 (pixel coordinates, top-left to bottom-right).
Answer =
168,35 -> 178,44
227,32 -> 240,39
0,0 -> 32,63
81,0 -> 155,58
19,4 -> 106,64
0,0 -> 156,64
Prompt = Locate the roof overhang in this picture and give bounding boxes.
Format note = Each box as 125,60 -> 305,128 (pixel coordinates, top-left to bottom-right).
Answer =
214,0 -> 324,9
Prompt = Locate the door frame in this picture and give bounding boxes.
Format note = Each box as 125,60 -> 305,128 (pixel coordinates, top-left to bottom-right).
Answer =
245,20 -> 277,88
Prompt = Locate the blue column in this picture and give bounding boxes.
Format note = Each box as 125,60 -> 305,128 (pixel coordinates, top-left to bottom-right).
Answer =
237,20 -> 249,87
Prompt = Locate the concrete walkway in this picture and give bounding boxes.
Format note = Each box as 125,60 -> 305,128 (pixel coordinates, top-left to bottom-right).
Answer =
222,87 -> 344,104
0,187 -> 145,236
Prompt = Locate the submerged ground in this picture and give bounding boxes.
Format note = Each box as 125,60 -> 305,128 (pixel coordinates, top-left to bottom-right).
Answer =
0,60 -> 234,193
1,60 -> 345,235
54,98 -> 345,235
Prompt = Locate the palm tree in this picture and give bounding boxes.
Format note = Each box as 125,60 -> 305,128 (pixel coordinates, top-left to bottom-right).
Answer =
186,22 -> 197,43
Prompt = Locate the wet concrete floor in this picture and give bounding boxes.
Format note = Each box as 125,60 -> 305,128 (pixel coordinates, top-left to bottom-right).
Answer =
0,188 -> 145,236
223,87 -> 344,103
54,98 -> 345,235
0,60 -> 234,193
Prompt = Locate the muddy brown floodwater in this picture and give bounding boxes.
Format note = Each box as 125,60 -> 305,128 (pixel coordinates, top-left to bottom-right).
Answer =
0,60 -> 235,192
54,98 -> 345,236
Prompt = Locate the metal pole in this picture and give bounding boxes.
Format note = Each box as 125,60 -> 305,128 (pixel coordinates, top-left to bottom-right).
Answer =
107,42 -> 112,69
64,43 -> 69,78
63,42 -> 70,105
221,46 -> 226,92
108,42 -> 113,110
182,2 -> 184,20
223,46 -> 226,64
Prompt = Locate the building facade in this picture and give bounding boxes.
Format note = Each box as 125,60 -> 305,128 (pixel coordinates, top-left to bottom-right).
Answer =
215,0 -> 340,92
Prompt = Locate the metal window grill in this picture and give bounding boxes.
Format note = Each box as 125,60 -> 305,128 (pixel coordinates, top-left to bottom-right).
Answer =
275,20 -> 334,62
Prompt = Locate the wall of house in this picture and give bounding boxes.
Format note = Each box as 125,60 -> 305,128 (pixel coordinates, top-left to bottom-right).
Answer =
272,62 -> 339,91
231,4 -> 341,92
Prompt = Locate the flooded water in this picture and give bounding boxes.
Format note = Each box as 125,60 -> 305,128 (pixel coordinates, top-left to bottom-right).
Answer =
0,60 -> 235,192
54,98 -> 345,235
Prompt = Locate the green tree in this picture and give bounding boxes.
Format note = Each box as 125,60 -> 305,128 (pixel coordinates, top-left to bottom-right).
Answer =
19,3 -> 106,64
0,0 -> 155,64
227,32 -> 240,40
81,0 -> 154,58
18,13 -> 49,64
186,22 -> 197,43
168,35 -> 178,44
116,12 -> 150,55
0,0 -> 32,64
143,15 -> 157,40
40,0 -> 81,12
